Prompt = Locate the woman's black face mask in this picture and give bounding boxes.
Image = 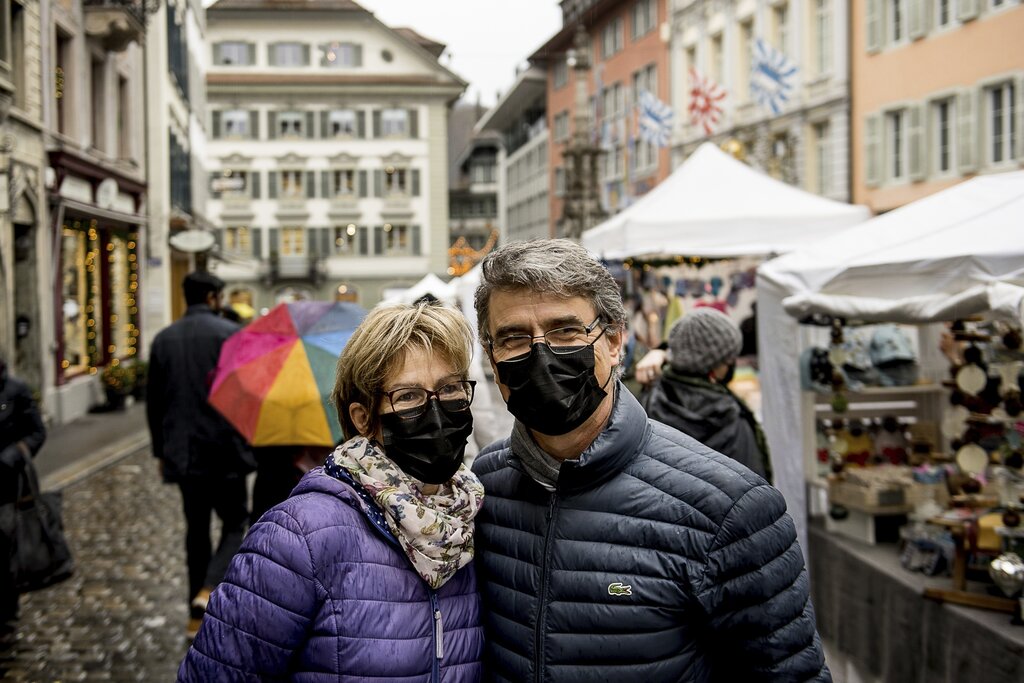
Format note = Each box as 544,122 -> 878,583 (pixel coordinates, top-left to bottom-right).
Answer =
495,343 -> 609,436
380,401 -> 473,485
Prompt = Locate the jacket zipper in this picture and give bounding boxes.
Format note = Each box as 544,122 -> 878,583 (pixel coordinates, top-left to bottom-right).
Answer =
430,590 -> 443,683
535,493 -> 559,683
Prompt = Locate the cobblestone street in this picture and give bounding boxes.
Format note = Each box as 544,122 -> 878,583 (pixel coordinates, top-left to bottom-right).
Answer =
1,447 -> 190,682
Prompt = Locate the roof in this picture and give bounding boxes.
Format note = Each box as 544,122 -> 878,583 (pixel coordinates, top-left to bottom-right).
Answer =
393,27 -> 446,59
208,0 -> 366,11
475,66 -> 546,134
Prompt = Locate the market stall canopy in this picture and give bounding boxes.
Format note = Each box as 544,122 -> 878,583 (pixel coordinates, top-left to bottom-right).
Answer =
582,142 -> 869,260
756,170 -> 1024,556
760,170 -> 1024,325
382,273 -> 456,305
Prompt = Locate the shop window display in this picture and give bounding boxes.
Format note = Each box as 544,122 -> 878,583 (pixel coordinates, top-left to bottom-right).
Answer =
61,227 -> 90,375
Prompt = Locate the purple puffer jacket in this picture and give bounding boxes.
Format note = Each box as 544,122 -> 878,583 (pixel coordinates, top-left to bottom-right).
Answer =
177,467 -> 484,682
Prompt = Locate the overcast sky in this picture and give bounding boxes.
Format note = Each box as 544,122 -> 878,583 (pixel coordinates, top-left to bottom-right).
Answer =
356,0 -> 563,105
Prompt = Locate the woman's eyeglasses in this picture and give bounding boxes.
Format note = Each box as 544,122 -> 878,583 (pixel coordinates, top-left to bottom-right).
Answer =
380,380 -> 477,419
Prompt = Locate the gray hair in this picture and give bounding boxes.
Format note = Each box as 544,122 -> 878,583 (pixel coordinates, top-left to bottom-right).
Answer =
474,239 -> 628,343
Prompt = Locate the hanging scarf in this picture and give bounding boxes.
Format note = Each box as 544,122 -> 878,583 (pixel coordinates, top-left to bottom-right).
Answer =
328,436 -> 484,589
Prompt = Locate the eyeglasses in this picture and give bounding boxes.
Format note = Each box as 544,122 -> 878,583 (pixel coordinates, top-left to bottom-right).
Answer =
380,380 -> 477,419
488,316 -> 606,363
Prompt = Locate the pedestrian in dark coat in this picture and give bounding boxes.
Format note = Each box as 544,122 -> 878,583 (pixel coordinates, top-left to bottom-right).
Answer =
472,240 -> 828,682
145,271 -> 254,640
642,307 -> 773,481
178,302 -> 484,681
0,355 -> 46,629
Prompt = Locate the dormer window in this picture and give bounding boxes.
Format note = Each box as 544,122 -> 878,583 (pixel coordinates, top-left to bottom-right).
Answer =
323,42 -> 362,68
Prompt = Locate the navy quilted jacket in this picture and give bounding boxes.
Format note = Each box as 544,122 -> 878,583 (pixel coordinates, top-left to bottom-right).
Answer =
177,468 -> 484,682
472,385 -> 830,682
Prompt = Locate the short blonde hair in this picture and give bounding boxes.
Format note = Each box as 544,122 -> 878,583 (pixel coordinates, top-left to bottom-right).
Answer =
332,301 -> 474,439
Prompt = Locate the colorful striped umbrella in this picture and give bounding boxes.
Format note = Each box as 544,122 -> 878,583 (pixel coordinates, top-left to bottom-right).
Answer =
209,301 -> 366,446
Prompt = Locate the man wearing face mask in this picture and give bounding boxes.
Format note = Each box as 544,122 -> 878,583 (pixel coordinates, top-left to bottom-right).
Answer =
641,307 -> 772,482
471,240 -> 828,683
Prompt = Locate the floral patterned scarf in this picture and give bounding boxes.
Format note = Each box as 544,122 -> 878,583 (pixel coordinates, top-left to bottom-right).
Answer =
329,436 -> 484,589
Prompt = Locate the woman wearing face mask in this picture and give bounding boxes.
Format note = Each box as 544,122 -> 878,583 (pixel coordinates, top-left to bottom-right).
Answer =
178,302 -> 484,682
640,307 -> 772,482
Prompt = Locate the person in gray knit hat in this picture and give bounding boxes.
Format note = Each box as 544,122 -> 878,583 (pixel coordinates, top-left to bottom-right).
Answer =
641,307 -> 773,481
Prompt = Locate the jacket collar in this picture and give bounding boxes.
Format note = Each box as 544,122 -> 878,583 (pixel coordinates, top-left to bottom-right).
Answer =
549,382 -> 649,494
185,303 -> 219,317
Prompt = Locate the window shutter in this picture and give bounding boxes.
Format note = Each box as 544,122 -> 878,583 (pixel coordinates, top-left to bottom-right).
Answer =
374,169 -> 382,197
358,170 -> 367,197
321,171 -> 331,198
354,44 -> 363,67
269,228 -> 280,255
411,225 -> 421,256
358,227 -> 368,255
357,111 -> 366,138
411,169 -> 421,196
865,113 -> 881,187
308,228 -> 319,255
211,110 -> 222,139
372,110 -> 381,138
214,228 -> 223,251
213,43 -> 223,65
267,111 -> 278,140
250,171 -> 261,198
306,171 -> 316,198
305,112 -> 315,139
269,171 -> 279,198
1017,76 -> 1024,162
408,109 -> 419,138
252,228 -> 262,258
908,0 -> 925,40
268,42 -> 278,66
957,0 -> 978,22
373,226 -> 383,255
320,111 -> 329,138
866,0 -> 882,54
957,88 -> 978,174
320,227 -> 331,256
209,172 -> 222,199
302,44 -> 311,65
249,110 -> 260,139
908,104 -> 925,181
246,43 -> 256,65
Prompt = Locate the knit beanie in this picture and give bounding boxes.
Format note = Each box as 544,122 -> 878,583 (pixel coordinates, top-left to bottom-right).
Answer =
668,307 -> 743,375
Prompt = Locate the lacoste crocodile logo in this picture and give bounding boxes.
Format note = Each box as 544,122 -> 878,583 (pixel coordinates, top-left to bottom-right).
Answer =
607,582 -> 632,596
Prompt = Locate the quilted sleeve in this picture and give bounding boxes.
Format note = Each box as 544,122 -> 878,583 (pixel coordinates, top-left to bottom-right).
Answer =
177,506 -> 324,682
696,484 -> 831,682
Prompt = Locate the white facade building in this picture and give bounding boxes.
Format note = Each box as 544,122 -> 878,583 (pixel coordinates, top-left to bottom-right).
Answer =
476,66 -> 550,243
670,0 -> 851,201
205,0 -> 465,308
144,0 -> 210,344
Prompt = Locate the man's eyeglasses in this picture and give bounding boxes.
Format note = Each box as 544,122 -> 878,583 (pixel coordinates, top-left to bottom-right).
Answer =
488,317 -> 606,363
380,380 -> 477,419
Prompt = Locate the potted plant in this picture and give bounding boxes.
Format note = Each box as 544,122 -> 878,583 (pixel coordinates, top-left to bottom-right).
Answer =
131,360 -> 149,400
101,363 -> 134,410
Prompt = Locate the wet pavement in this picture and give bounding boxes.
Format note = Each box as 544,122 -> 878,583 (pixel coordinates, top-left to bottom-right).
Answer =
0,446 -> 191,682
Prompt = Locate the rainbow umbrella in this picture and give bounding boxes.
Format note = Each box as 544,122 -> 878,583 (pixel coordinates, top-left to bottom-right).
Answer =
209,301 -> 366,446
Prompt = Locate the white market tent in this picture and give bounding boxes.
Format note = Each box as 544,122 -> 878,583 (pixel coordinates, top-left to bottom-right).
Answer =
381,273 -> 457,306
582,142 -> 870,259
757,170 -> 1024,550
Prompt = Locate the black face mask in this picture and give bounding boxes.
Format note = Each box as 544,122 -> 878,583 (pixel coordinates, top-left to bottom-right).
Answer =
496,343 -> 608,436
719,363 -> 736,386
379,401 -> 473,485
